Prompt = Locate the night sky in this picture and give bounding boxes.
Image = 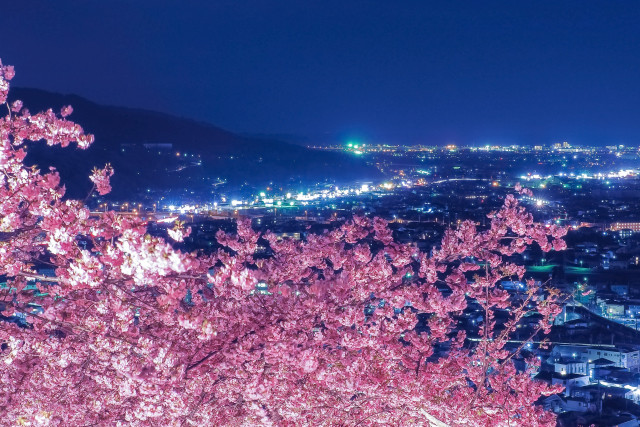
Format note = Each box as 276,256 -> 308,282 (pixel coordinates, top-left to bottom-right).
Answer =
1,1 -> 639,145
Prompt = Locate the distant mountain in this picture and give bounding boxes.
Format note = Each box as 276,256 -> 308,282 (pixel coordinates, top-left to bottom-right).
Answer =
9,88 -> 379,199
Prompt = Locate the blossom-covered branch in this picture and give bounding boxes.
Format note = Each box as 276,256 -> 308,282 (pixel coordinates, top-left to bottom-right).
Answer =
0,60 -> 564,426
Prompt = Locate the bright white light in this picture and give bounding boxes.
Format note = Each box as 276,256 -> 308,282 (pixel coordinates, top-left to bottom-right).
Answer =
157,216 -> 178,224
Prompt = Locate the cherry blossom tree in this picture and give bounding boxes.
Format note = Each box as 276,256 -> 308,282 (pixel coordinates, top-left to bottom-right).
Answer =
0,60 -> 566,426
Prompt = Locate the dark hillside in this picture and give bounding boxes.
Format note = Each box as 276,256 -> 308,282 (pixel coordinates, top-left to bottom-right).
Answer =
10,88 -> 379,198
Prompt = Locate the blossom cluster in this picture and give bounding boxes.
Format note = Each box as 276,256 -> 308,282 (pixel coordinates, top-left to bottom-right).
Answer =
0,60 -> 565,426
89,164 -> 114,196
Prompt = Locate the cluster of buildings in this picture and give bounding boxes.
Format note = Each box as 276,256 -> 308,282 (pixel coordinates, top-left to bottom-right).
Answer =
538,343 -> 640,426
89,143 -> 640,425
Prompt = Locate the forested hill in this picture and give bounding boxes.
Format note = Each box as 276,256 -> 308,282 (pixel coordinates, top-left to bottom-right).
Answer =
9,88 -> 379,199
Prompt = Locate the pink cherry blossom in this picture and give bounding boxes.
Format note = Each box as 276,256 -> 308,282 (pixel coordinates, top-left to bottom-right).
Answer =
167,223 -> 191,242
0,59 -> 566,426
60,105 -> 73,118
89,164 -> 114,195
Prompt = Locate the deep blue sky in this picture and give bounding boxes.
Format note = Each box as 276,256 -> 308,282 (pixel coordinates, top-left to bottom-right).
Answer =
1,1 -> 639,145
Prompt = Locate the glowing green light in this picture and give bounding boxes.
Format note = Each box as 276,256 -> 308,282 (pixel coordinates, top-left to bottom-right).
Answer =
347,143 -> 353,148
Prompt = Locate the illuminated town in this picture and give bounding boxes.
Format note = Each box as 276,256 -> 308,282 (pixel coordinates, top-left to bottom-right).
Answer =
70,141 -> 640,425
3,2 -> 640,426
